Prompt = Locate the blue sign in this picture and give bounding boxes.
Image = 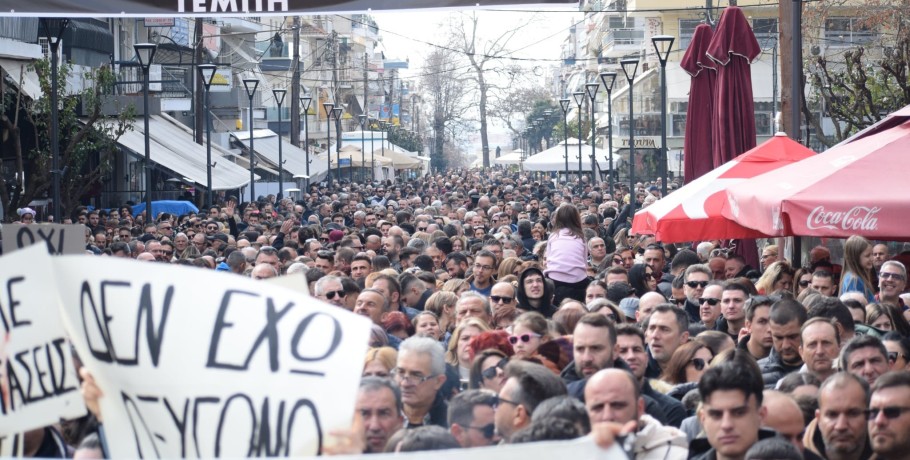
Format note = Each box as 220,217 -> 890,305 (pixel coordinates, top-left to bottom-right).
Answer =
339,158 -> 352,167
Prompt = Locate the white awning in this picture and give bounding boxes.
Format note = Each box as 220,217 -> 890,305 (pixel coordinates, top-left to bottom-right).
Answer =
110,114 -> 253,190
232,129 -> 327,179
0,58 -> 41,99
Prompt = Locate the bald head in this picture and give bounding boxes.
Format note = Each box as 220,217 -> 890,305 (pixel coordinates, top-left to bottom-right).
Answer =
762,390 -> 805,451
585,368 -> 643,425
637,292 -> 666,323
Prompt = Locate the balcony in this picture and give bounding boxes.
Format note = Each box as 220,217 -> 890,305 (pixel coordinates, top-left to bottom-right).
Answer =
602,28 -> 644,57
220,17 -> 263,34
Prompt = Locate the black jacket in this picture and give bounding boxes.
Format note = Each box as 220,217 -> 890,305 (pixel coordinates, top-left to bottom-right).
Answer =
643,379 -> 687,428
757,348 -> 803,388
688,428 -> 778,460
564,359 -> 673,427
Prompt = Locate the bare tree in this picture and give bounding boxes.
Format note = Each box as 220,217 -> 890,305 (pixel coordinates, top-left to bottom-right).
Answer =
421,45 -> 472,172
452,12 -> 535,168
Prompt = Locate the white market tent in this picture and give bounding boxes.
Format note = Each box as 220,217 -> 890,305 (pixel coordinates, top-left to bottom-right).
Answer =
523,138 -> 613,172
494,150 -> 524,165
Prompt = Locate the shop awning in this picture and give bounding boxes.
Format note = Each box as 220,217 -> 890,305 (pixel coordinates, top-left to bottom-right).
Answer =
107,114 -> 253,190
0,58 -> 42,99
231,129 -> 327,178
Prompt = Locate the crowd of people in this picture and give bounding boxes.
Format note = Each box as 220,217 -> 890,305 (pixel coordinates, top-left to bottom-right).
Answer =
11,168 -> 910,460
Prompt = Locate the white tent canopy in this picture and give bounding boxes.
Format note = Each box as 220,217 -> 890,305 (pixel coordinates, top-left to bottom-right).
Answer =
494,151 -> 524,165
523,138 -> 613,172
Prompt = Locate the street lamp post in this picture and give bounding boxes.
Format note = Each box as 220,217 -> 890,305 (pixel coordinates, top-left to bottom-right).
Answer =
559,98 -> 570,182
135,43 -> 158,222
358,115 -> 367,182
652,35 -> 674,197
323,102 -> 334,188
369,119 -> 375,182
599,71 -> 617,197
242,78 -> 259,203
332,107 -> 344,184
197,64 -> 217,207
272,88 -> 287,200
301,95 -> 312,190
585,82 -> 600,185
572,91 -> 585,182
621,57 -> 640,215
41,18 -> 68,222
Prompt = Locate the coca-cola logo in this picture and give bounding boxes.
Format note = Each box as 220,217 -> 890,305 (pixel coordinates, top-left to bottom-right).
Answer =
806,206 -> 880,231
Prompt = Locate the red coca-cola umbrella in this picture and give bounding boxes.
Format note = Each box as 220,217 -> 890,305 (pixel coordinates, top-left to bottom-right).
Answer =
706,6 -> 761,167
631,133 -> 815,243
723,116 -> 910,241
681,23 -> 716,183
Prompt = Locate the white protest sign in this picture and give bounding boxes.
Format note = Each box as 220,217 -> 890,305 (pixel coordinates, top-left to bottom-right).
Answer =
1,223 -> 87,255
53,256 -> 371,458
266,271 -> 310,296
0,246 -> 87,440
327,435 -> 623,460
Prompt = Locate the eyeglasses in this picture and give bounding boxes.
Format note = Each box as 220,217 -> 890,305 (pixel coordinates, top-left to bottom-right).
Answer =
868,406 -> 910,420
481,357 -> 509,380
699,297 -> 721,306
686,281 -> 709,289
880,272 -> 906,281
645,272 -> 660,280
120,233 -> 131,238
474,264 -> 494,272
888,351 -> 908,363
760,253 -> 778,260
689,358 -> 707,371
322,289 -> 345,300
492,395 -> 520,410
162,250 -> 173,256
418,227 -> 428,232
466,423 -> 496,440
798,280 -> 811,287
673,298 -> 687,306
390,368 -> 435,385
508,333 -> 540,345
160,226 -> 172,230
490,295 -> 513,304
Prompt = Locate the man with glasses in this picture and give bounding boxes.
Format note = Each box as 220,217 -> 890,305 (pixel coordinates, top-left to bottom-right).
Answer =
315,275 -> 347,309
876,261 -> 907,309
494,360 -> 566,442
489,282 -> 518,314
469,250 -> 497,297
699,282 -> 724,330
868,370 -> 910,459
393,337 -> 448,428
448,390 -> 500,447
682,264 -> 713,324
118,227 -> 132,243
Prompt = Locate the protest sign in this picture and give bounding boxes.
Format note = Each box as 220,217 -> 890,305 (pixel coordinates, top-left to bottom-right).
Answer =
266,271 -> 310,296
327,435 -> 623,460
53,256 -> 371,458
0,246 -> 87,439
1,224 -> 87,255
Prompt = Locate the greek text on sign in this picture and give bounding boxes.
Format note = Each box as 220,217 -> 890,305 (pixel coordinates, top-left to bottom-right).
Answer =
53,256 -> 370,458
1,224 -> 87,256
806,205 -> 880,231
177,0 -> 288,13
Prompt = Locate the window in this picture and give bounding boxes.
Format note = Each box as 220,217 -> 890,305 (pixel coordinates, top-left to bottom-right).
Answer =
825,17 -> 876,46
678,19 -> 702,50
752,18 -> 778,48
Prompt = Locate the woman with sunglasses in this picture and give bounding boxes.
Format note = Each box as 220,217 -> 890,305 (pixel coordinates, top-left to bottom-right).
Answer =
793,267 -> 813,296
628,263 -> 657,298
882,332 -> 910,372
661,341 -> 714,399
469,349 -> 509,393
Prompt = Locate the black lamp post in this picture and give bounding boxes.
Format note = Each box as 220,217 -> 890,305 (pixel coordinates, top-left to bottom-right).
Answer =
197,63 -> 217,207
332,107 -> 344,184
301,94 -> 312,190
369,119 -> 375,182
599,71 -> 617,197
652,35 -> 674,197
559,98 -> 570,182
621,57 -> 640,215
135,43 -> 157,222
323,102 -> 334,188
272,88 -> 287,200
242,78 -> 259,203
41,18 -> 68,222
572,91 -> 585,181
585,82 -> 600,185
358,115 -> 367,182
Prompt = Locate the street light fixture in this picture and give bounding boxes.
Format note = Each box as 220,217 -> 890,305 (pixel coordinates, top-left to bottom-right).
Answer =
135,43 -> 158,222
197,63 -> 217,207
272,88 -> 287,199
620,57 -> 640,215
559,98 -> 570,182
585,82 -> 600,185
358,115 -> 367,182
301,94 -> 312,190
242,78 -> 259,203
652,35 -> 675,197
369,118 -> 375,182
572,91 -> 585,182
599,71 -> 617,196
41,18 -> 68,222
323,102 -> 334,188
332,107 -> 344,184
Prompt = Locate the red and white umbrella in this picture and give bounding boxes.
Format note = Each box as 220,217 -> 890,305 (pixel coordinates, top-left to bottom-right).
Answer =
723,115 -> 910,241
632,133 -> 815,243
